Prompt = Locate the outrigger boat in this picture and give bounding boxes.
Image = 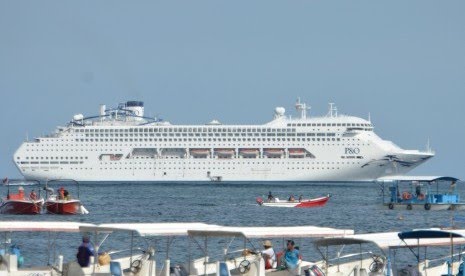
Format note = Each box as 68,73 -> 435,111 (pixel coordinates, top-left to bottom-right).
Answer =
378,176 -> 464,210
256,194 -> 330,208
44,179 -> 89,215
0,180 -> 44,215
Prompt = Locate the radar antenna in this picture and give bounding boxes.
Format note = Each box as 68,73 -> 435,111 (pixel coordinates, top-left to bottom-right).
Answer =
295,98 -> 310,119
328,103 -> 338,117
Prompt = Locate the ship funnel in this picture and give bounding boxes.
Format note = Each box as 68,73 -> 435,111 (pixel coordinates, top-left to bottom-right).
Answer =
126,101 -> 144,120
100,104 -> 106,117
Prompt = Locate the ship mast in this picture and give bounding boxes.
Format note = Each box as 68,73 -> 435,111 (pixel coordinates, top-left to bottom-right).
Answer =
295,98 -> 310,119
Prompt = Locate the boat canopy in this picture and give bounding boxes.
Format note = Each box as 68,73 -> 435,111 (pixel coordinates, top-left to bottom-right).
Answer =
188,225 -> 354,238
316,230 -> 465,252
314,237 -> 374,247
79,223 -> 222,237
376,176 -> 459,182
0,221 -> 95,232
398,230 -> 464,240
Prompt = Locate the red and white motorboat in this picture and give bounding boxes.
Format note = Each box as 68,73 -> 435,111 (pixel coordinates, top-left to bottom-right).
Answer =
45,195 -> 82,215
0,198 -> 44,215
0,180 -> 44,215
256,194 -> 331,208
44,180 -> 89,215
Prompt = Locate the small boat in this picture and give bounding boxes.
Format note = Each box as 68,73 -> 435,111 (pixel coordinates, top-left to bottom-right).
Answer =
214,148 -> 235,158
239,148 -> 259,158
379,176 -> 462,211
0,198 -> 44,215
256,194 -> 330,208
0,179 -> 44,215
288,148 -> 306,158
263,148 -> 284,158
190,149 -> 210,158
45,195 -> 82,215
44,180 -> 88,215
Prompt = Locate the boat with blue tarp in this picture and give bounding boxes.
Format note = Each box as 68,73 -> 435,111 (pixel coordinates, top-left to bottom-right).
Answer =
378,176 -> 465,210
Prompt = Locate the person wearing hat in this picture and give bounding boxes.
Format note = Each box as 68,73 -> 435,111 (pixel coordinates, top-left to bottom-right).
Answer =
284,240 -> 299,269
261,240 -> 276,269
18,186 -> 25,200
76,236 -> 95,267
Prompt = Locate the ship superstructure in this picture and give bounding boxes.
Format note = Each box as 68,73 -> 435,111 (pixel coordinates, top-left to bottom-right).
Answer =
13,100 -> 434,182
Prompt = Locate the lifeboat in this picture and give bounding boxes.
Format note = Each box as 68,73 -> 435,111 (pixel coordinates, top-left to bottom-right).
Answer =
190,149 -> 211,158
239,149 -> 259,158
288,148 -> 306,158
215,149 -> 235,158
263,148 -> 284,158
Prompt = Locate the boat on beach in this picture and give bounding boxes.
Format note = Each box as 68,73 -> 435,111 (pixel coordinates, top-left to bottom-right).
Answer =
256,194 -> 330,208
3,221 -> 465,276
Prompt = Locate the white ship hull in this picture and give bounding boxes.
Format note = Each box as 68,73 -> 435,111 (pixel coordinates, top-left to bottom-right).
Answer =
12,100 -> 434,183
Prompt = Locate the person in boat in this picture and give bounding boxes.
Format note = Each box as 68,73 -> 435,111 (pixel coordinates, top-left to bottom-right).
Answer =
283,240 -> 299,269
64,190 -> 70,200
415,185 -> 421,197
29,189 -> 37,200
261,240 -> 276,269
267,191 -> 274,202
288,195 -> 295,202
450,180 -> 457,193
58,187 -> 65,200
298,195 -> 303,202
77,236 -> 95,267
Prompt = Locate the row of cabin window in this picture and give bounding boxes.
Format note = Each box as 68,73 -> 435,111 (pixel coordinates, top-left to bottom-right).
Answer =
20,156 -> 89,160
81,132 -> 337,137
73,127 -> 297,133
288,123 -> 372,127
76,138 -> 342,142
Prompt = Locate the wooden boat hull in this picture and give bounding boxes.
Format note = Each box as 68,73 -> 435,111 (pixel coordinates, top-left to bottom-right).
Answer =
45,199 -> 81,215
257,195 -> 330,208
0,199 -> 44,215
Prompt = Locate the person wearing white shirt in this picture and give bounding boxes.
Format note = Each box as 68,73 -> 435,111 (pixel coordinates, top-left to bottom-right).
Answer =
261,240 -> 277,269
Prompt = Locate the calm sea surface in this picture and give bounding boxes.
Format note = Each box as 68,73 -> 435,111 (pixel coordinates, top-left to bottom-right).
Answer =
1,181 -> 464,268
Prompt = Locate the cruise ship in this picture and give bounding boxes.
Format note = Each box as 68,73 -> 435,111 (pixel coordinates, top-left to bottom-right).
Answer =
13,100 -> 434,182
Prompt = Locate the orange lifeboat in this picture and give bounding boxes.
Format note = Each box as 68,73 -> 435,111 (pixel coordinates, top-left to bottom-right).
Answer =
239,149 -> 259,158
264,148 -> 284,158
288,148 -> 306,158
190,149 -> 211,158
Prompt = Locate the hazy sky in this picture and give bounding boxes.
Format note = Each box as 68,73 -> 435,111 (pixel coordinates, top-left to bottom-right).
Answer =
1,1 -> 464,179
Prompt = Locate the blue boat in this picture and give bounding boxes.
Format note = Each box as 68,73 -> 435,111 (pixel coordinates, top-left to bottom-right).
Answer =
378,176 -> 464,210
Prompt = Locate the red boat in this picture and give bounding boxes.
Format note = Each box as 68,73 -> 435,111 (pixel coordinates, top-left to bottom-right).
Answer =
0,198 -> 44,214
0,182 -> 44,215
43,181 -> 89,215
45,195 -> 82,215
256,194 -> 331,208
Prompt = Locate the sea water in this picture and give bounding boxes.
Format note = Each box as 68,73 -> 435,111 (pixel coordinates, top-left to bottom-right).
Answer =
1,181 -> 464,268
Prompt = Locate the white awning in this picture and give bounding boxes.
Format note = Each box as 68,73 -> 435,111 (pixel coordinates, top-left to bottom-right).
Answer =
79,223 -> 223,237
188,226 -> 354,238
352,229 -> 465,250
0,221 -> 95,232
